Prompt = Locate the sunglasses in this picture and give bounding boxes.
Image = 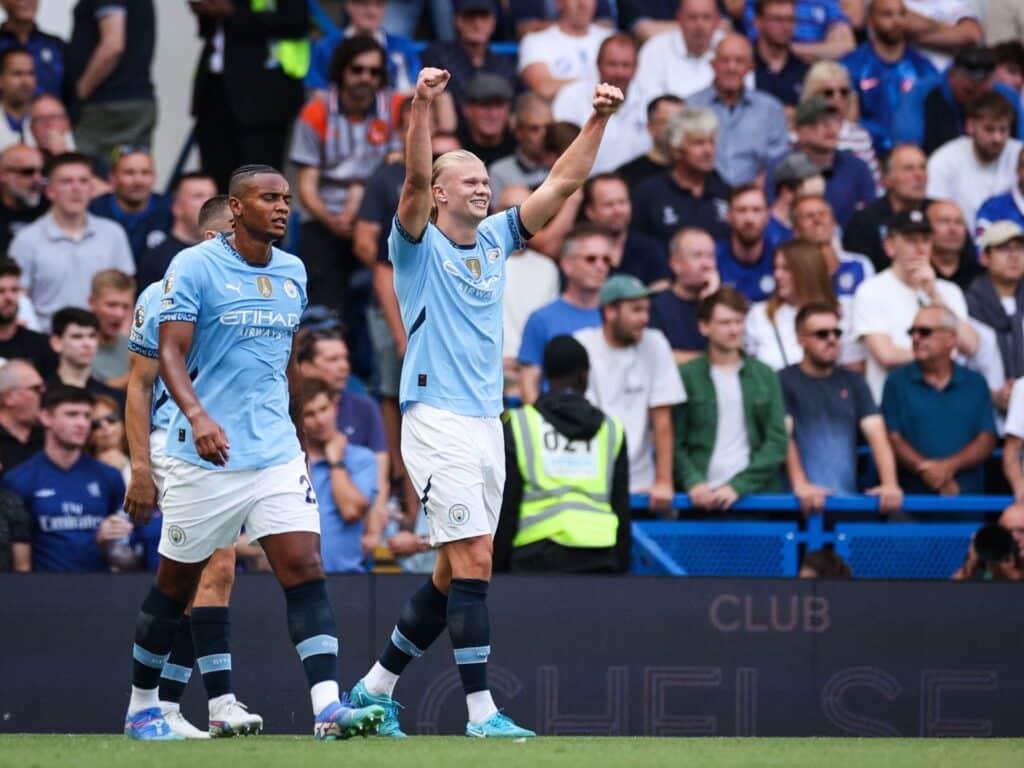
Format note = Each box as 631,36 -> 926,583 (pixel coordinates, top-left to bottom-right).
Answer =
582,254 -> 613,265
91,413 -> 120,429
4,165 -> 43,177
111,144 -> 151,163
907,325 -> 950,338
805,328 -> 842,340
7,383 -> 45,395
348,64 -> 384,77
821,87 -> 851,98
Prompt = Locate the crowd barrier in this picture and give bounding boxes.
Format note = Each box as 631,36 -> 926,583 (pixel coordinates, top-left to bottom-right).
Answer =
1,573 -> 1020,736
629,494 -> 1010,578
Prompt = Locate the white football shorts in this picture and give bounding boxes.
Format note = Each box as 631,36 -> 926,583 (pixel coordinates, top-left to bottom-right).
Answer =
401,402 -> 505,547
149,428 -> 169,495
157,453 -> 320,563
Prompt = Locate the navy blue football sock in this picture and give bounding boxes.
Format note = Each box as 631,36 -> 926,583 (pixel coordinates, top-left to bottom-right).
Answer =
379,578 -> 449,675
132,586 -> 187,692
285,579 -> 338,688
191,607 -> 233,700
157,614 -> 194,703
447,578 -> 491,695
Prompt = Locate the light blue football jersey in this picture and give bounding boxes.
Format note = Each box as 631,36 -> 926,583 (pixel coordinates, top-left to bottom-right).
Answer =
390,208 -> 529,418
159,234 -> 307,470
128,281 -> 176,432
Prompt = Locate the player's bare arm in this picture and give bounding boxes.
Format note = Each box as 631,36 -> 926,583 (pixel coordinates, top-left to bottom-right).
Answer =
519,83 -> 624,235
123,351 -> 159,523
159,320 -> 230,466
396,67 -> 450,241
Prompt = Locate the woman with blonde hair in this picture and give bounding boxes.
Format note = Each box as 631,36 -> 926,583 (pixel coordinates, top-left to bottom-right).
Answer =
746,239 -> 857,369
801,60 -> 881,188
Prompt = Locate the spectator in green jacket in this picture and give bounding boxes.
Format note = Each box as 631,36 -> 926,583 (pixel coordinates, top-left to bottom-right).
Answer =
673,286 -> 787,509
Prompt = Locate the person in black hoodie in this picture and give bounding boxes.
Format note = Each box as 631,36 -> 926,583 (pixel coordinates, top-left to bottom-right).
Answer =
966,220 -> 1024,413
494,335 -> 631,574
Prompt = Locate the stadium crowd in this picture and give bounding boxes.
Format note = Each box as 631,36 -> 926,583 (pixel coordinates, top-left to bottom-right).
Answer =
0,0 -> 1022,579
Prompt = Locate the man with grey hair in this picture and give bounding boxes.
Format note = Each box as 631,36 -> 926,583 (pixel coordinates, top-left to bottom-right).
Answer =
881,304 -> 996,495
487,93 -> 552,204
0,358 -> 44,473
689,33 -> 788,186
631,105 -> 730,249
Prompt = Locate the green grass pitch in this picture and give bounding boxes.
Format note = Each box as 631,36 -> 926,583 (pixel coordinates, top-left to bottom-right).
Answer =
1,735 -> 1022,768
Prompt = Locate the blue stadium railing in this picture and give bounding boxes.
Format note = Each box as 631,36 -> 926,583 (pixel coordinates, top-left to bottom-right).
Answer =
628,493 -> 1010,579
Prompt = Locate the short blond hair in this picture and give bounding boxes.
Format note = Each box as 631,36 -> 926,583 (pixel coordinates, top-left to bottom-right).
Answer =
429,149 -> 484,222
90,269 -> 135,298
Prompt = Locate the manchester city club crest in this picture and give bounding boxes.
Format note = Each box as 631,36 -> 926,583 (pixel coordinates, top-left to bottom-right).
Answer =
465,258 -> 482,280
256,276 -> 273,298
283,278 -> 298,299
134,305 -> 145,328
448,504 -> 469,526
486,247 -> 501,263
167,525 -> 187,546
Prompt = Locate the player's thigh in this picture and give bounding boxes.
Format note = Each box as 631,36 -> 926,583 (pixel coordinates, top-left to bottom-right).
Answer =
402,404 -> 496,547
193,546 -> 237,607
244,455 -> 324,586
158,459 -> 250,564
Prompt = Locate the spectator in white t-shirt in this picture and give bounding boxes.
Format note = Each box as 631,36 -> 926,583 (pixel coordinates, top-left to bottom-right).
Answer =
517,0 -> 612,101
926,91 -> 1023,231
634,0 -> 723,101
574,274 -> 686,510
903,0 -> 983,72
852,209 -> 979,402
1003,378 -> 1024,499
552,34 -> 650,175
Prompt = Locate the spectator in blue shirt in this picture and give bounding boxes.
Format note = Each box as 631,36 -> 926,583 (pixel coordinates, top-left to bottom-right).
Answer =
517,222 -> 611,404
689,33 -> 789,186
894,44 -> 1024,156
717,184 -> 781,302
1,384 -> 130,572
420,0 -> 517,115
882,305 -> 996,495
976,146 -> 1024,243
0,0 -> 66,99
88,147 -> 171,266
743,0 -> 855,63
0,48 -> 35,149
766,96 -> 876,227
650,227 -> 717,363
308,0 -> 421,93
297,377 -> 379,574
841,0 -> 938,158
752,0 -> 809,107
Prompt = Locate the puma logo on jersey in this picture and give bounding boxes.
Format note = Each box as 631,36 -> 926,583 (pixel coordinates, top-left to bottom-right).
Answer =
225,282 -> 242,295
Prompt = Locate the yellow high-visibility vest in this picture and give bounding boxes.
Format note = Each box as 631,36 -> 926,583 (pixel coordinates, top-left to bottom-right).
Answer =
251,0 -> 310,79
508,405 -> 622,549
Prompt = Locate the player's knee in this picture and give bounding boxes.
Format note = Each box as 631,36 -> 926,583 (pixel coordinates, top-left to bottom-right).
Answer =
451,537 -> 493,580
278,552 -> 326,588
197,548 -> 236,604
154,560 -> 204,604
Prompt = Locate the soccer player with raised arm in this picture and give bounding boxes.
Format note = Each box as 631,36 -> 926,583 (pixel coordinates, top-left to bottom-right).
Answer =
121,166 -> 384,741
123,196 -> 263,739
347,68 -> 624,738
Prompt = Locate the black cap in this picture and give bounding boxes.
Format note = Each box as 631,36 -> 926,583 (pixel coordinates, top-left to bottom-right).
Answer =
794,95 -> 841,126
888,209 -> 932,236
455,0 -> 497,13
953,45 -> 995,81
463,73 -> 513,104
542,335 -> 590,381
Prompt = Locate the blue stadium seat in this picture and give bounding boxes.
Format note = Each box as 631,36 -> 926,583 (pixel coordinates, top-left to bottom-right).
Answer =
834,523 -> 979,580
631,521 -> 799,577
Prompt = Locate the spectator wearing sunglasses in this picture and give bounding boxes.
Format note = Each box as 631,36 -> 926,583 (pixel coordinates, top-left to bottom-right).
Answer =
780,303 -> 902,515
852,209 -> 978,402
0,144 -> 46,255
290,35 -> 402,315
840,0 -> 938,158
517,223 -> 612,404
881,304 -> 996,495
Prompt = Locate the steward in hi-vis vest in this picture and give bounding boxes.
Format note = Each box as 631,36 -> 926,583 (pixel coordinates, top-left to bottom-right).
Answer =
494,335 -> 631,573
